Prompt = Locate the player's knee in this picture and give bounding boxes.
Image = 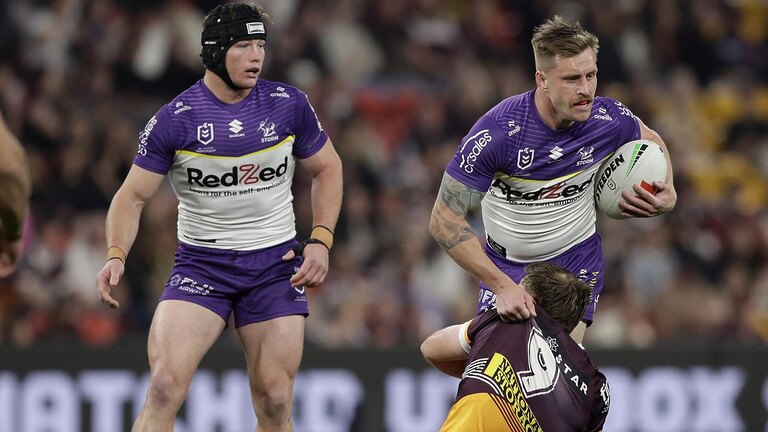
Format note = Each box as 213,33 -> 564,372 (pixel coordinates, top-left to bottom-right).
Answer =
254,386 -> 293,423
146,369 -> 189,410
251,374 -> 294,420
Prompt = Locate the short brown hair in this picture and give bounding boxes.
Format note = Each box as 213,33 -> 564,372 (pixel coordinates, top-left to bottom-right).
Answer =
531,15 -> 599,71
521,263 -> 592,332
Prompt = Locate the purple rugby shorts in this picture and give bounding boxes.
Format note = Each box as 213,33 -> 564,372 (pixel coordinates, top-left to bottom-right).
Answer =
477,232 -> 604,324
160,239 -> 308,328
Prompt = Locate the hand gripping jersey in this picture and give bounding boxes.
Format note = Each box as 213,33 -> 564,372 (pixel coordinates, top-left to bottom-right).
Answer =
446,90 -> 640,262
440,305 -> 610,432
133,79 -> 327,250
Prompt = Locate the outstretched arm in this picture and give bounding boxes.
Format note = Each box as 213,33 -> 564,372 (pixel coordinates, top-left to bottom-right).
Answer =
420,323 -> 471,378
619,118 -> 677,218
429,172 -> 535,321
97,164 -> 165,309
283,139 -> 343,288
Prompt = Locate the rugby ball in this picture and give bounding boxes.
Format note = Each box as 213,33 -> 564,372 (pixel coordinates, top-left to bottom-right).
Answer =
594,139 -> 667,219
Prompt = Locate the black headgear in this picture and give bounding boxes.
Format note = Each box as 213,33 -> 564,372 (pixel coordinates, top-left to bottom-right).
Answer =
201,3 -> 267,90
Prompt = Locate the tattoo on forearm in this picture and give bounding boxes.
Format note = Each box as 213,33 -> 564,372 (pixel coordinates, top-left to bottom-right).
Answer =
431,212 -> 476,249
431,174 -> 484,249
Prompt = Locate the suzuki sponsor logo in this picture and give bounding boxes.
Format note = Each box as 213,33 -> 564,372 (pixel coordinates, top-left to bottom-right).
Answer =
491,174 -> 593,202
458,129 -> 492,174
549,146 -> 564,161
186,157 -> 289,188
228,119 -> 243,134
197,123 -> 214,145
517,148 -> 534,170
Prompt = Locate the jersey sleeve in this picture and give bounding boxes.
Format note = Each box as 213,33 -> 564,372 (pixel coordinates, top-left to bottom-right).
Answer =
445,115 -> 508,192
587,371 -> 610,432
132,107 -> 177,175
606,98 -> 641,146
466,309 -> 500,348
458,320 -> 472,353
292,90 -> 329,160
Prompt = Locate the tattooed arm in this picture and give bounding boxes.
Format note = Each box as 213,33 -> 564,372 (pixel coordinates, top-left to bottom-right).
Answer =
429,172 -> 536,321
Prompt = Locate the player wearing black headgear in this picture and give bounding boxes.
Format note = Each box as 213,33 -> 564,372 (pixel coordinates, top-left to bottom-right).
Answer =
98,2 -> 343,431
201,3 -> 267,90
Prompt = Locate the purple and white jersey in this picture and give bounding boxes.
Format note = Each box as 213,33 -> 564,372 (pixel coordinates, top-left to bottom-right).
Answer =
446,90 -> 640,262
134,79 -> 328,250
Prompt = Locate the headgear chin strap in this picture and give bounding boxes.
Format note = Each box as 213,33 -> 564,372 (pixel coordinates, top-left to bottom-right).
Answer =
201,3 -> 267,90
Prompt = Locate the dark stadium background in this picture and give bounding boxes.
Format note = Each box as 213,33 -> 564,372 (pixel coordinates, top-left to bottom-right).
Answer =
0,0 -> 766,431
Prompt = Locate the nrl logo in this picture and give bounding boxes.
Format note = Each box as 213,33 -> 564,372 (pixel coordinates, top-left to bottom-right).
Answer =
517,148 -> 534,170
197,123 -> 214,145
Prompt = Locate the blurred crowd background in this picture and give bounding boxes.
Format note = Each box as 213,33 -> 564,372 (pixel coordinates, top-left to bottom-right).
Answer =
0,0 -> 766,350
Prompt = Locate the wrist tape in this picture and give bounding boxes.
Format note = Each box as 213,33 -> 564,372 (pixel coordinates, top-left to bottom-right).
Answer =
106,246 -> 126,263
291,226 -> 334,256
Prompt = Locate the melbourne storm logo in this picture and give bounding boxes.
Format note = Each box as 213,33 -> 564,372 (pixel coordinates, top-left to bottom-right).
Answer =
258,119 -> 278,143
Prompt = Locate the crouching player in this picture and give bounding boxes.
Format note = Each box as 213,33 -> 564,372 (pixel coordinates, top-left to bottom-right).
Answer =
421,263 -> 610,431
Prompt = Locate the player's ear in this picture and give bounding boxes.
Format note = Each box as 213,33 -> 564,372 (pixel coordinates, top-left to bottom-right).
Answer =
535,71 -> 548,92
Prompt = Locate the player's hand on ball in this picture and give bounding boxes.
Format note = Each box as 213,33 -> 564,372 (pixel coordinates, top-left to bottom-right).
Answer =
619,180 -> 676,218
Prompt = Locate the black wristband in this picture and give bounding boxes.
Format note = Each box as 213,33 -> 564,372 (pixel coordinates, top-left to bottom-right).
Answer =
292,238 -> 329,256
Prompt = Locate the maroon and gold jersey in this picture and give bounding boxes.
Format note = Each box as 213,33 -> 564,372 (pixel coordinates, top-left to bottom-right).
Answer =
441,305 -> 609,431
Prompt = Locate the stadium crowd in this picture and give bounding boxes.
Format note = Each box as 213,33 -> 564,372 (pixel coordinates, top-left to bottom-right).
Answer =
0,0 -> 766,349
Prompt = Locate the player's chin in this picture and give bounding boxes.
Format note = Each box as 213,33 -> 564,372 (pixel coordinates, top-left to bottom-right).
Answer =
235,75 -> 259,88
571,107 -> 591,122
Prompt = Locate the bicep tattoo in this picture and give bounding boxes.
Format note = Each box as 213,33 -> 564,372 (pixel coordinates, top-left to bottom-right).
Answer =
439,173 -> 484,215
431,173 -> 485,249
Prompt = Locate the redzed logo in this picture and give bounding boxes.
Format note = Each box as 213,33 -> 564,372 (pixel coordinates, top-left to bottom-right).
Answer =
492,175 -> 593,202
186,157 -> 288,187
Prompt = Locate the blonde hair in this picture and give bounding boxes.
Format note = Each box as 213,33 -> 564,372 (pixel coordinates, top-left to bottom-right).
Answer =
531,15 -> 599,71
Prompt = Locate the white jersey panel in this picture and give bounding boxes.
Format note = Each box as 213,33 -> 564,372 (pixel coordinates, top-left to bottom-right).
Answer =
482,164 -> 600,262
167,137 -> 297,250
